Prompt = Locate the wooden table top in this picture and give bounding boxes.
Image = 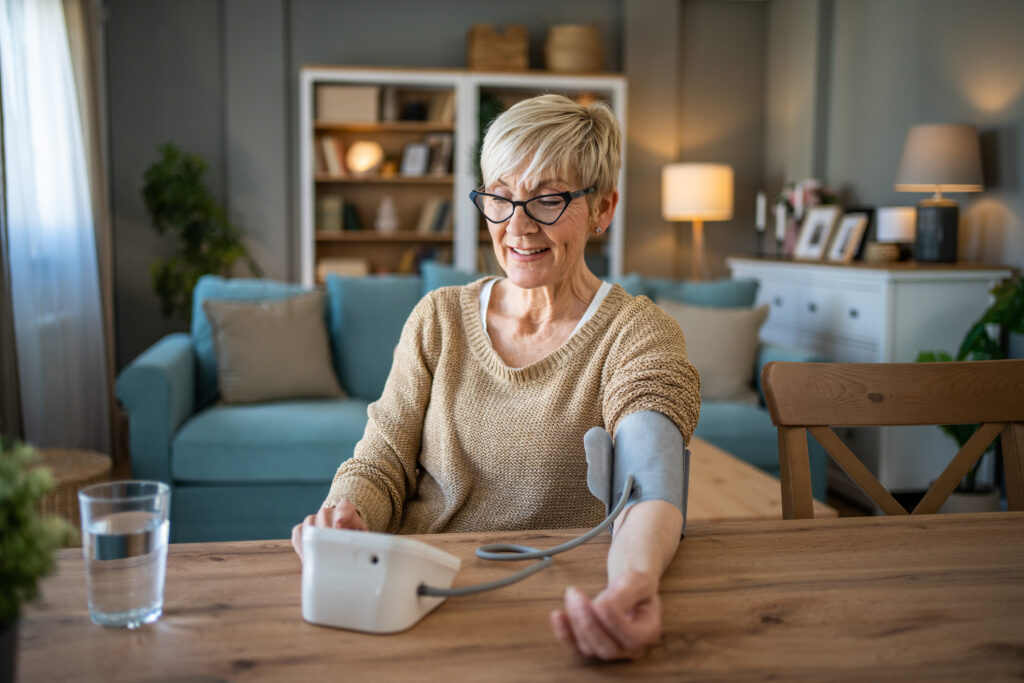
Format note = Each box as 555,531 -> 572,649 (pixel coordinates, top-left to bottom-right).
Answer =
21,512 -> 1024,681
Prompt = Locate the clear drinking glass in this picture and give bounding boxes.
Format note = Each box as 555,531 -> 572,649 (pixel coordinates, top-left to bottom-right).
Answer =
78,481 -> 171,628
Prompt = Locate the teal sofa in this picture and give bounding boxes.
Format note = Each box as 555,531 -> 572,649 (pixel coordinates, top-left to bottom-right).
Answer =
117,264 -> 825,543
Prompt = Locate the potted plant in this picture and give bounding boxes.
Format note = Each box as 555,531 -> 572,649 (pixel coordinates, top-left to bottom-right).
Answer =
142,143 -> 262,321
917,275 -> 1024,511
0,437 -> 75,683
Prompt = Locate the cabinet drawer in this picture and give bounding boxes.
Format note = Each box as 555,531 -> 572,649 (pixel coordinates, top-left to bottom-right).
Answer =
755,279 -> 800,329
797,286 -> 883,344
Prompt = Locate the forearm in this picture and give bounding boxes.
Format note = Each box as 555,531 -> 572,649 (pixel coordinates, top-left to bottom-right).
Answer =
607,500 -> 683,584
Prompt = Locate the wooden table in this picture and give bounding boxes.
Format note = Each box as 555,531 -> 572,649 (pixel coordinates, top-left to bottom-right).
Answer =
688,436 -> 835,520
21,512 -> 1024,681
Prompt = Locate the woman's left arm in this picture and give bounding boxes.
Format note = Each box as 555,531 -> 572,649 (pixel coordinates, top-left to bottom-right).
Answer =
550,499 -> 682,660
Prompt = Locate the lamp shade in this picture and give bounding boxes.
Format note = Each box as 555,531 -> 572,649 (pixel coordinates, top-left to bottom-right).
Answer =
894,124 -> 983,193
346,140 -> 384,176
662,163 -> 734,221
875,206 -> 917,243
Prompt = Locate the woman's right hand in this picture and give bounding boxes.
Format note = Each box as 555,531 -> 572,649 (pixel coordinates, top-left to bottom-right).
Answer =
291,501 -> 368,561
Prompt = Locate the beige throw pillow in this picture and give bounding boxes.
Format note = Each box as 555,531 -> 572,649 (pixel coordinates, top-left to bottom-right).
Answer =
203,292 -> 344,404
657,299 -> 769,403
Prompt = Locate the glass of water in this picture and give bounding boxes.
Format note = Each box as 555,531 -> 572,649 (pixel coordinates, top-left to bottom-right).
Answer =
78,481 -> 171,628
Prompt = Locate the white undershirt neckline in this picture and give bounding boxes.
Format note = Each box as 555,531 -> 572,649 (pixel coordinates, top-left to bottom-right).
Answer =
479,279 -> 613,368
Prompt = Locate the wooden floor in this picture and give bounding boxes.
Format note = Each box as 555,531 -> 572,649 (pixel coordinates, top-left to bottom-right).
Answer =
827,491 -> 873,517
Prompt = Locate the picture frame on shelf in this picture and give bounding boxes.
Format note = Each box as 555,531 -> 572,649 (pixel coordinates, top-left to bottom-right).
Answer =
794,205 -> 842,260
827,212 -> 870,264
400,142 -> 430,176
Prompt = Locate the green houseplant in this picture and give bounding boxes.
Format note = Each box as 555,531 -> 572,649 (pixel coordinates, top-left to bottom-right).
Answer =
1,437 -> 75,682
917,275 -> 1024,494
142,143 -> 262,321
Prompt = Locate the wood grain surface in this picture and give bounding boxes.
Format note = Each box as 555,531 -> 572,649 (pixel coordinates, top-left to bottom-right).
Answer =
688,437 -> 835,520
762,361 -> 1024,518
20,513 -> 1024,681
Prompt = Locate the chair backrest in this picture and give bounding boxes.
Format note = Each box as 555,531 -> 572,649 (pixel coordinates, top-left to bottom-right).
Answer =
761,360 -> 1024,519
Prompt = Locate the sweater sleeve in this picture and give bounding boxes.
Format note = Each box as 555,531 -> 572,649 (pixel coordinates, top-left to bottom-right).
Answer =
602,298 -> 701,442
322,293 -> 440,532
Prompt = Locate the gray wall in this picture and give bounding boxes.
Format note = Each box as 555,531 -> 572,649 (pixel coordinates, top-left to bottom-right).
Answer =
824,0 -> 1024,270
107,0 -> 1024,369
677,0 -> 766,278
108,0 -> 622,369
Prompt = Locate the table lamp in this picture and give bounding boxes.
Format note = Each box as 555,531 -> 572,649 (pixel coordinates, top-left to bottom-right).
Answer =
662,163 -> 733,280
346,140 -> 385,176
895,124 -> 983,262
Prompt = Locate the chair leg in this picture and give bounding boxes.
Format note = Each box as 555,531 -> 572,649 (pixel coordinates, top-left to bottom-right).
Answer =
1002,423 -> 1024,512
778,427 -> 814,519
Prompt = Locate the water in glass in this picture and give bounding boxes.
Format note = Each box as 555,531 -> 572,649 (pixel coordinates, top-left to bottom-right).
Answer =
84,510 -> 169,628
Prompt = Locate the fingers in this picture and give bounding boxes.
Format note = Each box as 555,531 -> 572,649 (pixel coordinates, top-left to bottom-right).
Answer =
291,514 -> 316,561
562,587 -> 630,661
330,501 -> 368,530
549,610 -> 579,656
554,579 -> 661,661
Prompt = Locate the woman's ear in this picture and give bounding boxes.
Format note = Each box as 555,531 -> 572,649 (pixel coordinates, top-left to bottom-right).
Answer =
592,190 -> 619,228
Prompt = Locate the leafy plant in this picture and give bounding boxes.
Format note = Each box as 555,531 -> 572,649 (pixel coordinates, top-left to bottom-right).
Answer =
0,437 -> 76,627
916,276 -> 1024,491
142,143 -> 262,321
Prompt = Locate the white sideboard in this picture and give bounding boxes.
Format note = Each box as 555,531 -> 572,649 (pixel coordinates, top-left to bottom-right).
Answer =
727,257 -> 1014,504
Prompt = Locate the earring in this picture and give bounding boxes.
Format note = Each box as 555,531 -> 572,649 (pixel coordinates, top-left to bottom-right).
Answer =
594,227 -> 603,234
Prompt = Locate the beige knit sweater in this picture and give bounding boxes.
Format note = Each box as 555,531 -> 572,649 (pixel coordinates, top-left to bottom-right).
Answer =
323,278 -> 701,534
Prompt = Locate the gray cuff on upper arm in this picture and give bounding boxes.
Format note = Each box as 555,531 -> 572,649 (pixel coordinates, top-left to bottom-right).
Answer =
584,410 -> 690,537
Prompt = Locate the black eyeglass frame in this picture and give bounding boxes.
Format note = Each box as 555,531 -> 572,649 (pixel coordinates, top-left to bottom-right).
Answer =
469,187 -> 595,225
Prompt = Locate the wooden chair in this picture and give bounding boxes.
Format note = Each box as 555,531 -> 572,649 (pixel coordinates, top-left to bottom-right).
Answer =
761,360 -> 1024,519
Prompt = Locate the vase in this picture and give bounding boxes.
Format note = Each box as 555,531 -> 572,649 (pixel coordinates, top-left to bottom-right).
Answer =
938,487 -> 1002,514
1,619 -> 16,683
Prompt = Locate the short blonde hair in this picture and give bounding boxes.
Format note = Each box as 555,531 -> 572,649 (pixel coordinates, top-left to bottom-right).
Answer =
480,94 -> 621,203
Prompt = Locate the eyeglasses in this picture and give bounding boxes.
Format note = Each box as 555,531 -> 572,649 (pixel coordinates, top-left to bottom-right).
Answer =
469,187 -> 595,225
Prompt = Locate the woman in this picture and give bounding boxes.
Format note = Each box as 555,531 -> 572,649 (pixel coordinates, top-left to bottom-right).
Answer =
293,94 -> 701,660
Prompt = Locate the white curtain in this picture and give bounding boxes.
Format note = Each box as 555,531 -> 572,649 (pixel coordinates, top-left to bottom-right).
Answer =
0,0 -> 110,452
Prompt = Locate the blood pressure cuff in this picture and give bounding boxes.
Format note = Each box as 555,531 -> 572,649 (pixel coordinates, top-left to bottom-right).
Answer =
584,410 -> 690,537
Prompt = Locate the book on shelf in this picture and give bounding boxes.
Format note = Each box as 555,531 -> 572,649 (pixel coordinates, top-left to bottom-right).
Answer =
320,135 -> 347,177
415,197 -> 445,234
316,196 -> 344,232
425,132 -> 454,176
427,91 -> 455,124
430,200 -> 452,234
316,84 -> 380,123
342,203 -> 362,231
316,257 -> 370,280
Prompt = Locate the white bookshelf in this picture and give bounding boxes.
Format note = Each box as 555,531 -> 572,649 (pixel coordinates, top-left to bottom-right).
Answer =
299,66 -> 627,286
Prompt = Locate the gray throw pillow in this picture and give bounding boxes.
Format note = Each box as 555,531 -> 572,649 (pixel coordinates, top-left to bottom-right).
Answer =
203,291 -> 344,404
657,298 -> 769,404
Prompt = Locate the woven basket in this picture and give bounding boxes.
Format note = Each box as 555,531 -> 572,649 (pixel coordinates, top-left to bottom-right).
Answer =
467,24 -> 528,72
36,449 -> 112,543
544,25 -> 603,73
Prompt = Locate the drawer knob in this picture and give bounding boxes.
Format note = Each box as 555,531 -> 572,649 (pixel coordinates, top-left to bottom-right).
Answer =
807,302 -> 818,313
849,308 -> 859,319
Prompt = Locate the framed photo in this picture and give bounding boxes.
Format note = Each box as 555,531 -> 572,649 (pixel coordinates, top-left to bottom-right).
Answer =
827,212 -> 870,264
399,142 -> 430,177
794,205 -> 842,260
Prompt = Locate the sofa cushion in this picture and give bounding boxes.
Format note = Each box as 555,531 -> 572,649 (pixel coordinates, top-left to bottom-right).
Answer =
192,275 -> 308,409
203,292 -> 343,404
696,401 -> 782,470
608,272 -> 648,297
325,274 -> 422,401
421,260 -> 479,294
696,401 -> 828,501
646,277 -> 758,308
657,300 -> 769,402
172,398 -> 369,483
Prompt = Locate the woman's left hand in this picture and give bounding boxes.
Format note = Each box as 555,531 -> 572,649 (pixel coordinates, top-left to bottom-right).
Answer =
549,569 -> 662,661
